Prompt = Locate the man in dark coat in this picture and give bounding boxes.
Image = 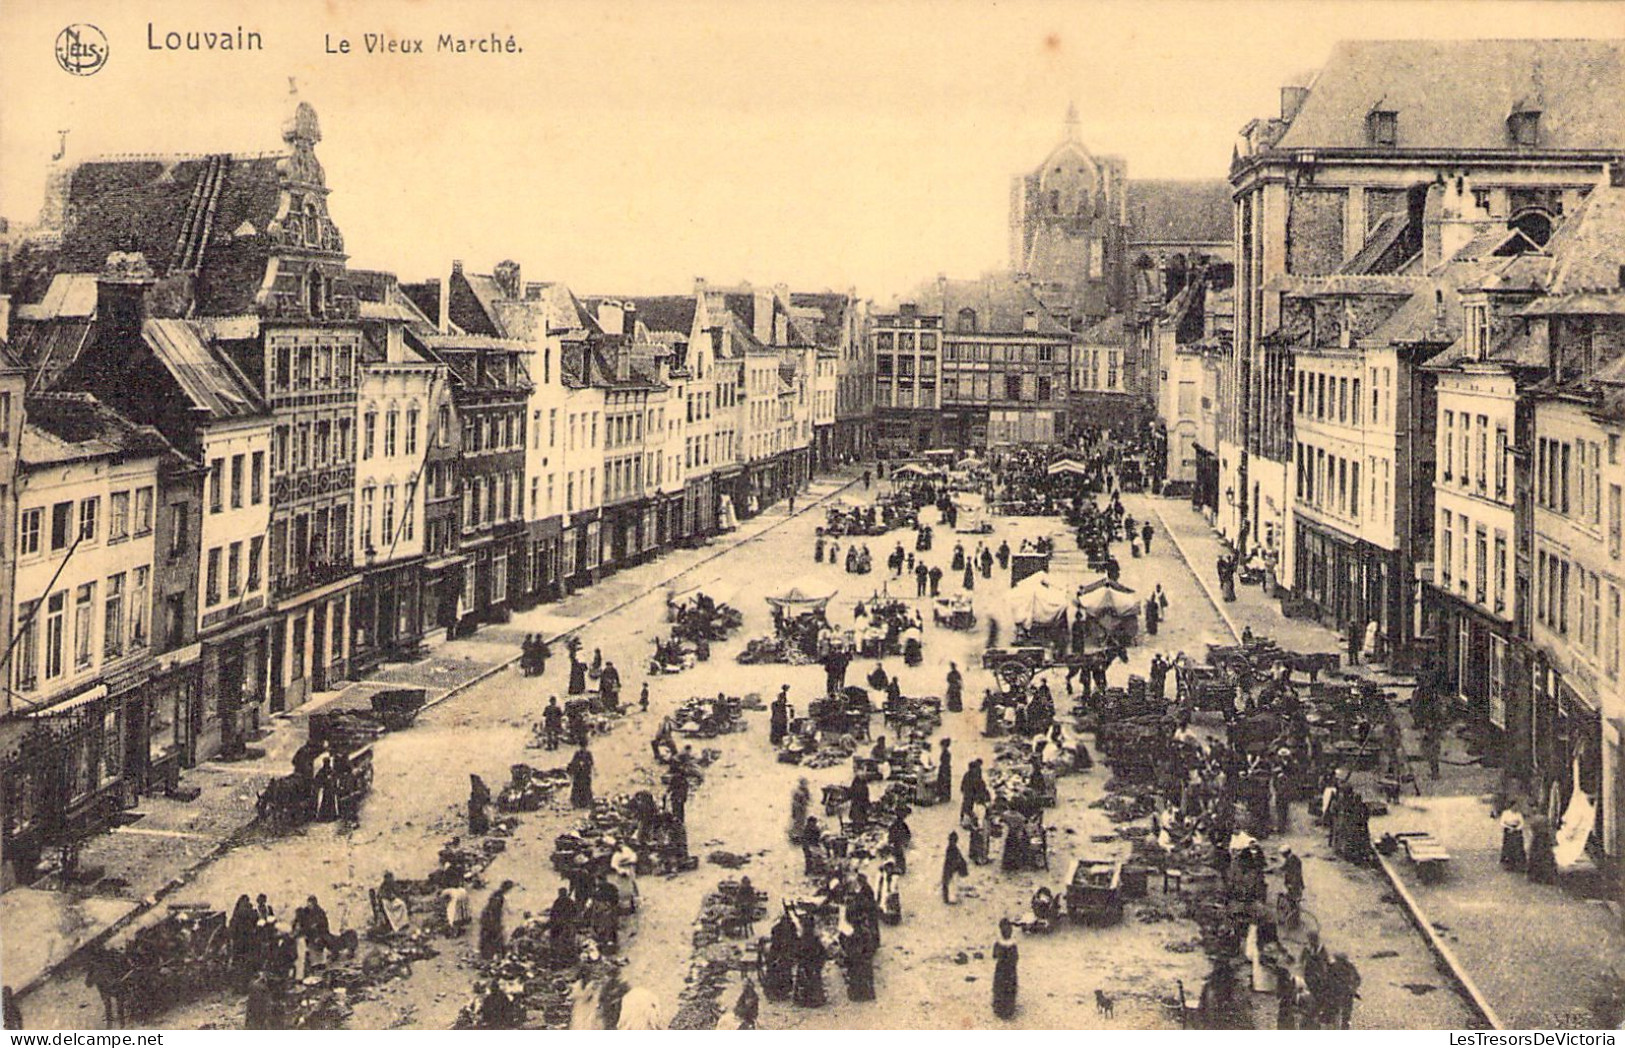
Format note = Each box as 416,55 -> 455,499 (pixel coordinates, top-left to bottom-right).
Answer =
542,696 -> 564,750
915,562 -> 929,597
929,566 -> 943,596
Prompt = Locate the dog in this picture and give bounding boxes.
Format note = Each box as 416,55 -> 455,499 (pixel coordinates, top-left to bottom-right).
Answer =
1094,988 -> 1114,1018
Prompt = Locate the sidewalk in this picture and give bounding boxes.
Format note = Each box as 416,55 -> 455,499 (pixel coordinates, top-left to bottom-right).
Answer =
1142,494 -> 1625,1030
2,471 -> 858,998
1371,795 -> 1625,1029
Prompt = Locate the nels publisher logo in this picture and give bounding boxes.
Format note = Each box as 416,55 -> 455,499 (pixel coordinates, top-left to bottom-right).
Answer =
55,24 -> 109,76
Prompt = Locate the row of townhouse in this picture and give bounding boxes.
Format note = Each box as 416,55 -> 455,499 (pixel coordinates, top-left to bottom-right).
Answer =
0,96 -> 863,889
1173,36 -> 1625,883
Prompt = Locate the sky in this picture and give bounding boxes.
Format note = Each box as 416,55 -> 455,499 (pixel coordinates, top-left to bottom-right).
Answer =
2,0 -> 1622,300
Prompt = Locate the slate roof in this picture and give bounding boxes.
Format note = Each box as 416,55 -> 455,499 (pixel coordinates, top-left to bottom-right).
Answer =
1539,183 -> 1625,296
622,295 -> 698,338
53,154 -> 289,315
1276,39 -> 1625,153
21,392 -> 182,467
1126,179 -> 1234,244
140,318 -> 263,418
1078,312 -> 1127,345
788,292 -> 852,347
906,276 -> 1072,337
1339,211 -> 1413,275
15,273 -> 98,320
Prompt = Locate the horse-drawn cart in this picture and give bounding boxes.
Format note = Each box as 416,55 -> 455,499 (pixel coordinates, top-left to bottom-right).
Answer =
90,904 -> 232,1023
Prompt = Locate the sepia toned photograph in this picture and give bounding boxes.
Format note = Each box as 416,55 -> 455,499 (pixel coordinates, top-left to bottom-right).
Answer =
0,0 -> 1623,1033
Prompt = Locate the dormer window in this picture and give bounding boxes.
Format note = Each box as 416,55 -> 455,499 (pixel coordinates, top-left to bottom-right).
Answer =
1367,109 -> 1397,148
1465,303 -> 1490,359
1508,109 -> 1541,148
957,307 -> 978,334
308,270 -> 325,318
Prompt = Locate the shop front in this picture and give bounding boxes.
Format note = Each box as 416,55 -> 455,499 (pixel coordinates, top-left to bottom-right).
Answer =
1433,590 -> 1519,769
522,515 -> 563,605
683,473 -> 715,542
1292,515 -> 1404,651
270,577 -> 358,712
352,557 -> 425,672
560,509 -> 603,592
423,552 -> 468,637
0,682 -> 130,887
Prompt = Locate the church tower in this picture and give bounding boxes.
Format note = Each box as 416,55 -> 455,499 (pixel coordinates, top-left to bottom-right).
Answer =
1009,106 -> 1129,329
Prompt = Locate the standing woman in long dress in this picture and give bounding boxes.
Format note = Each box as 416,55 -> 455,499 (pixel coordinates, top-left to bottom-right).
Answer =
568,744 -> 595,808
942,831 -> 970,904
991,918 -> 1019,1020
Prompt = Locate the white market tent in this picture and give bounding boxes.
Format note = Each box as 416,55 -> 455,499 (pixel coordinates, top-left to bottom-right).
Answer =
1046,459 -> 1090,476
766,582 -> 836,617
1007,571 -> 1071,627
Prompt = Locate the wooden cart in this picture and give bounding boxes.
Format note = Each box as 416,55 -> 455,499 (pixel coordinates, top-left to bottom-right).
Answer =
1065,858 -> 1124,927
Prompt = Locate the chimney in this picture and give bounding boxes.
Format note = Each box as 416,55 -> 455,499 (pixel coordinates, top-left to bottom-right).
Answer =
1280,85 -> 1310,123
96,250 -> 155,350
1423,174 -> 1481,268
623,302 -> 637,343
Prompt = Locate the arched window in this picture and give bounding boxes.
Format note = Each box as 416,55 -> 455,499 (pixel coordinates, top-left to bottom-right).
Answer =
957,308 -> 978,334
308,269 -> 325,317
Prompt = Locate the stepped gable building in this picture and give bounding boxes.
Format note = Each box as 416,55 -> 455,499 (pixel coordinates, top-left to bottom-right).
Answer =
6,89 -> 365,716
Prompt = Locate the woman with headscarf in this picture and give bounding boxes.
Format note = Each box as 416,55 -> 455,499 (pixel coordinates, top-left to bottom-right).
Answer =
942,831 -> 970,904
991,918 -> 1019,1019
478,880 -> 514,960
792,918 -> 828,1008
1001,810 -> 1031,872
548,886 -> 580,968
935,738 -> 954,803
229,894 -> 259,977
763,910 -> 799,1001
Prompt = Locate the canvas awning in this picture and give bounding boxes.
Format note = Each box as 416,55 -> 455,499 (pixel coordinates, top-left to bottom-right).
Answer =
1007,571 -> 1071,627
